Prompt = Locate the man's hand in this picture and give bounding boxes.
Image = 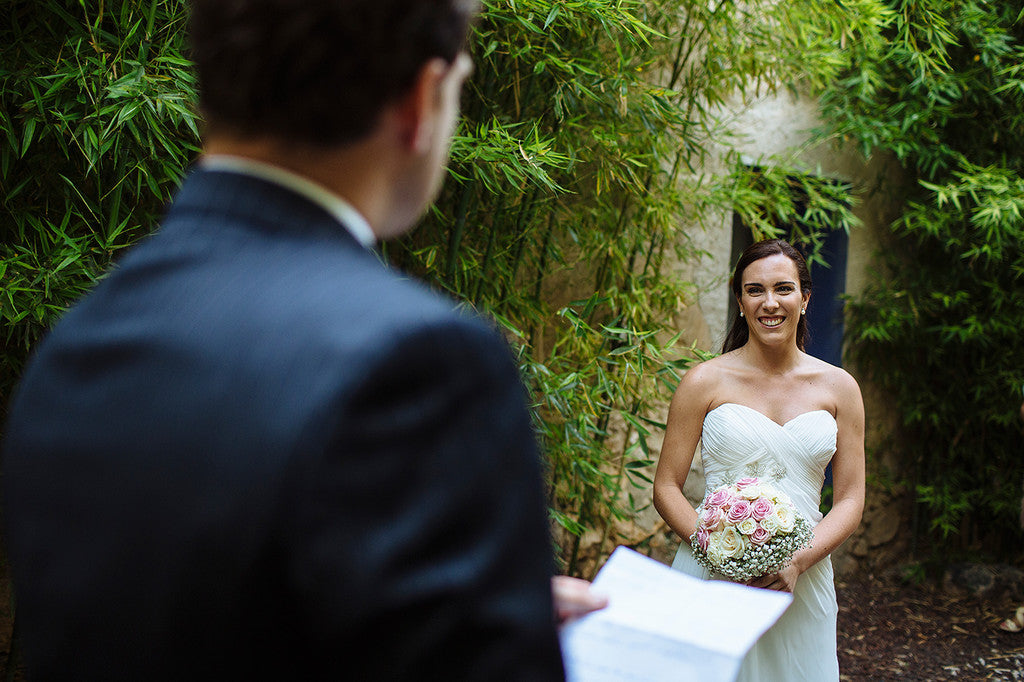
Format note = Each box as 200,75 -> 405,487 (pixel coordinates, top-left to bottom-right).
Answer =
552,575 -> 608,625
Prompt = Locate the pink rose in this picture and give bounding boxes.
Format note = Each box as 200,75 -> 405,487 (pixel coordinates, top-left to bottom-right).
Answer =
695,526 -> 710,551
750,525 -> 772,545
735,477 -> 760,489
706,488 -> 733,508
700,505 -> 725,531
726,499 -> 752,524
750,497 -> 775,520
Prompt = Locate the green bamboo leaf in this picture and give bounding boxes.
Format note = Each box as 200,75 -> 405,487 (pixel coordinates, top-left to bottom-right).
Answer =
620,412 -> 650,436
625,469 -> 654,485
19,117 -> 36,158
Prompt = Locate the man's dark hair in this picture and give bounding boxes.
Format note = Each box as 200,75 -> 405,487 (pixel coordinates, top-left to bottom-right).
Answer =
190,0 -> 477,146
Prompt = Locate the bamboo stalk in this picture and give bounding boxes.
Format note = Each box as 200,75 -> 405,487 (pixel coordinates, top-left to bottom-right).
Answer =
444,182 -> 478,285
472,197 -> 506,304
499,186 -> 540,302
527,210 -> 557,351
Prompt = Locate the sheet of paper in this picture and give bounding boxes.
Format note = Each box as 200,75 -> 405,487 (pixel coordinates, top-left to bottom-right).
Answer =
560,546 -> 792,682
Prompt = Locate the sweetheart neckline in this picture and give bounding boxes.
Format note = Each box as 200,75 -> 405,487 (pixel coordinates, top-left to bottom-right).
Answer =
705,402 -> 835,429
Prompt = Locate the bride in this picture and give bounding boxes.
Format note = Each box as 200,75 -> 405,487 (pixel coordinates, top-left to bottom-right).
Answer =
653,238 -> 865,681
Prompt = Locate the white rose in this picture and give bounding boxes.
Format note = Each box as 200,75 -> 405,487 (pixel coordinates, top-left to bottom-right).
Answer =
740,483 -> 763,500
736,517 -> 758,535
717,526 -> 748,559
706,531 -> 727,565
774,505 -> 796,533
760,514 -> 780,534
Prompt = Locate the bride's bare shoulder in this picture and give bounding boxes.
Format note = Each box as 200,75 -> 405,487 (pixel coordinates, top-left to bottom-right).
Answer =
803,354 -> 861,391
675,351 -> 741,393
669,355 -> 726,418
799,354 -> 863,411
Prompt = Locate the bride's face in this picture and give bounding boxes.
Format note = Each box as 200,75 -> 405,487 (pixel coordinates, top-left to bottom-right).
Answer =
737,253 -> 809,347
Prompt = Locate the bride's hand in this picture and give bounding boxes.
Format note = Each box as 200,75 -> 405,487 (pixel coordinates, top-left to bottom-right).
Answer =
748,563 -> 801,593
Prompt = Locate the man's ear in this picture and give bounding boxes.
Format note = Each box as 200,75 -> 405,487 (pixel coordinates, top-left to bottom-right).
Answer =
396,58 -> 448,153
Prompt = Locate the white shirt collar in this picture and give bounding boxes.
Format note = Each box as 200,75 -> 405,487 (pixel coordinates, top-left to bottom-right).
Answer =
198,154 -> 377,248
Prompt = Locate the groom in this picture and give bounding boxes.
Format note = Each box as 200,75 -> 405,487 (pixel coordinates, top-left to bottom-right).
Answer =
1,0 -> 597,679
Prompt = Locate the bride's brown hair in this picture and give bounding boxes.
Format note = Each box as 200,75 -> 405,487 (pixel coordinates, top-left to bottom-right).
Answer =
722,238 -> 812,354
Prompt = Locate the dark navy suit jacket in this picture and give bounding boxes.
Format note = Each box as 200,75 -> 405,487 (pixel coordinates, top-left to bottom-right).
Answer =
2,169 -> 565,680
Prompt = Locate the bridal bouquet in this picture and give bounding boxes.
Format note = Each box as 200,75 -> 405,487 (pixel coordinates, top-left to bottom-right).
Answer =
689,477 -> 813,582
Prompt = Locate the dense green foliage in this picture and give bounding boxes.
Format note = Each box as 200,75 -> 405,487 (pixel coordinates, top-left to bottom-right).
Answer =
2,1 -> 860,573
821,1 -> 1024,557
391,0 -> 861,571
1,0 -> 200,405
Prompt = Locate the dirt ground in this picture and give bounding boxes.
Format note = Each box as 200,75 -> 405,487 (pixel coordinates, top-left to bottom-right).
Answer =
1,565 -> 1023,680
837,573 -> 1024,680
0,552 -> 19,682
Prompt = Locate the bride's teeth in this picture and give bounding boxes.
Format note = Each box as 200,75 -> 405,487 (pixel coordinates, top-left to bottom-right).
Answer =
761,317 -> 783,327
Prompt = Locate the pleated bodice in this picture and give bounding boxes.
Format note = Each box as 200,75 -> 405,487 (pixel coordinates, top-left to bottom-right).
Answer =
700,402 -> 837,524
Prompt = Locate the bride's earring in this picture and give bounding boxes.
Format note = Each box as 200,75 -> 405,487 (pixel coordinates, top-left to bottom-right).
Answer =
739,311 -> 744,317
801,308 -> 806,315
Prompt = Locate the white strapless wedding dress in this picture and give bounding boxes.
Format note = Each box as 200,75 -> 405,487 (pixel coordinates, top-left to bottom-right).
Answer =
671,402 -> 840,682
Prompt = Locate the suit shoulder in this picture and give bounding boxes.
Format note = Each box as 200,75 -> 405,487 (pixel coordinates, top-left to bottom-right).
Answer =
317,262 -> 492,341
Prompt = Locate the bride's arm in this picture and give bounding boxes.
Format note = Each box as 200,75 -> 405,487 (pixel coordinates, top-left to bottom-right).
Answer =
804,368 -> 866,565
751,367 -> 866,592
653,362 -> 715,542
